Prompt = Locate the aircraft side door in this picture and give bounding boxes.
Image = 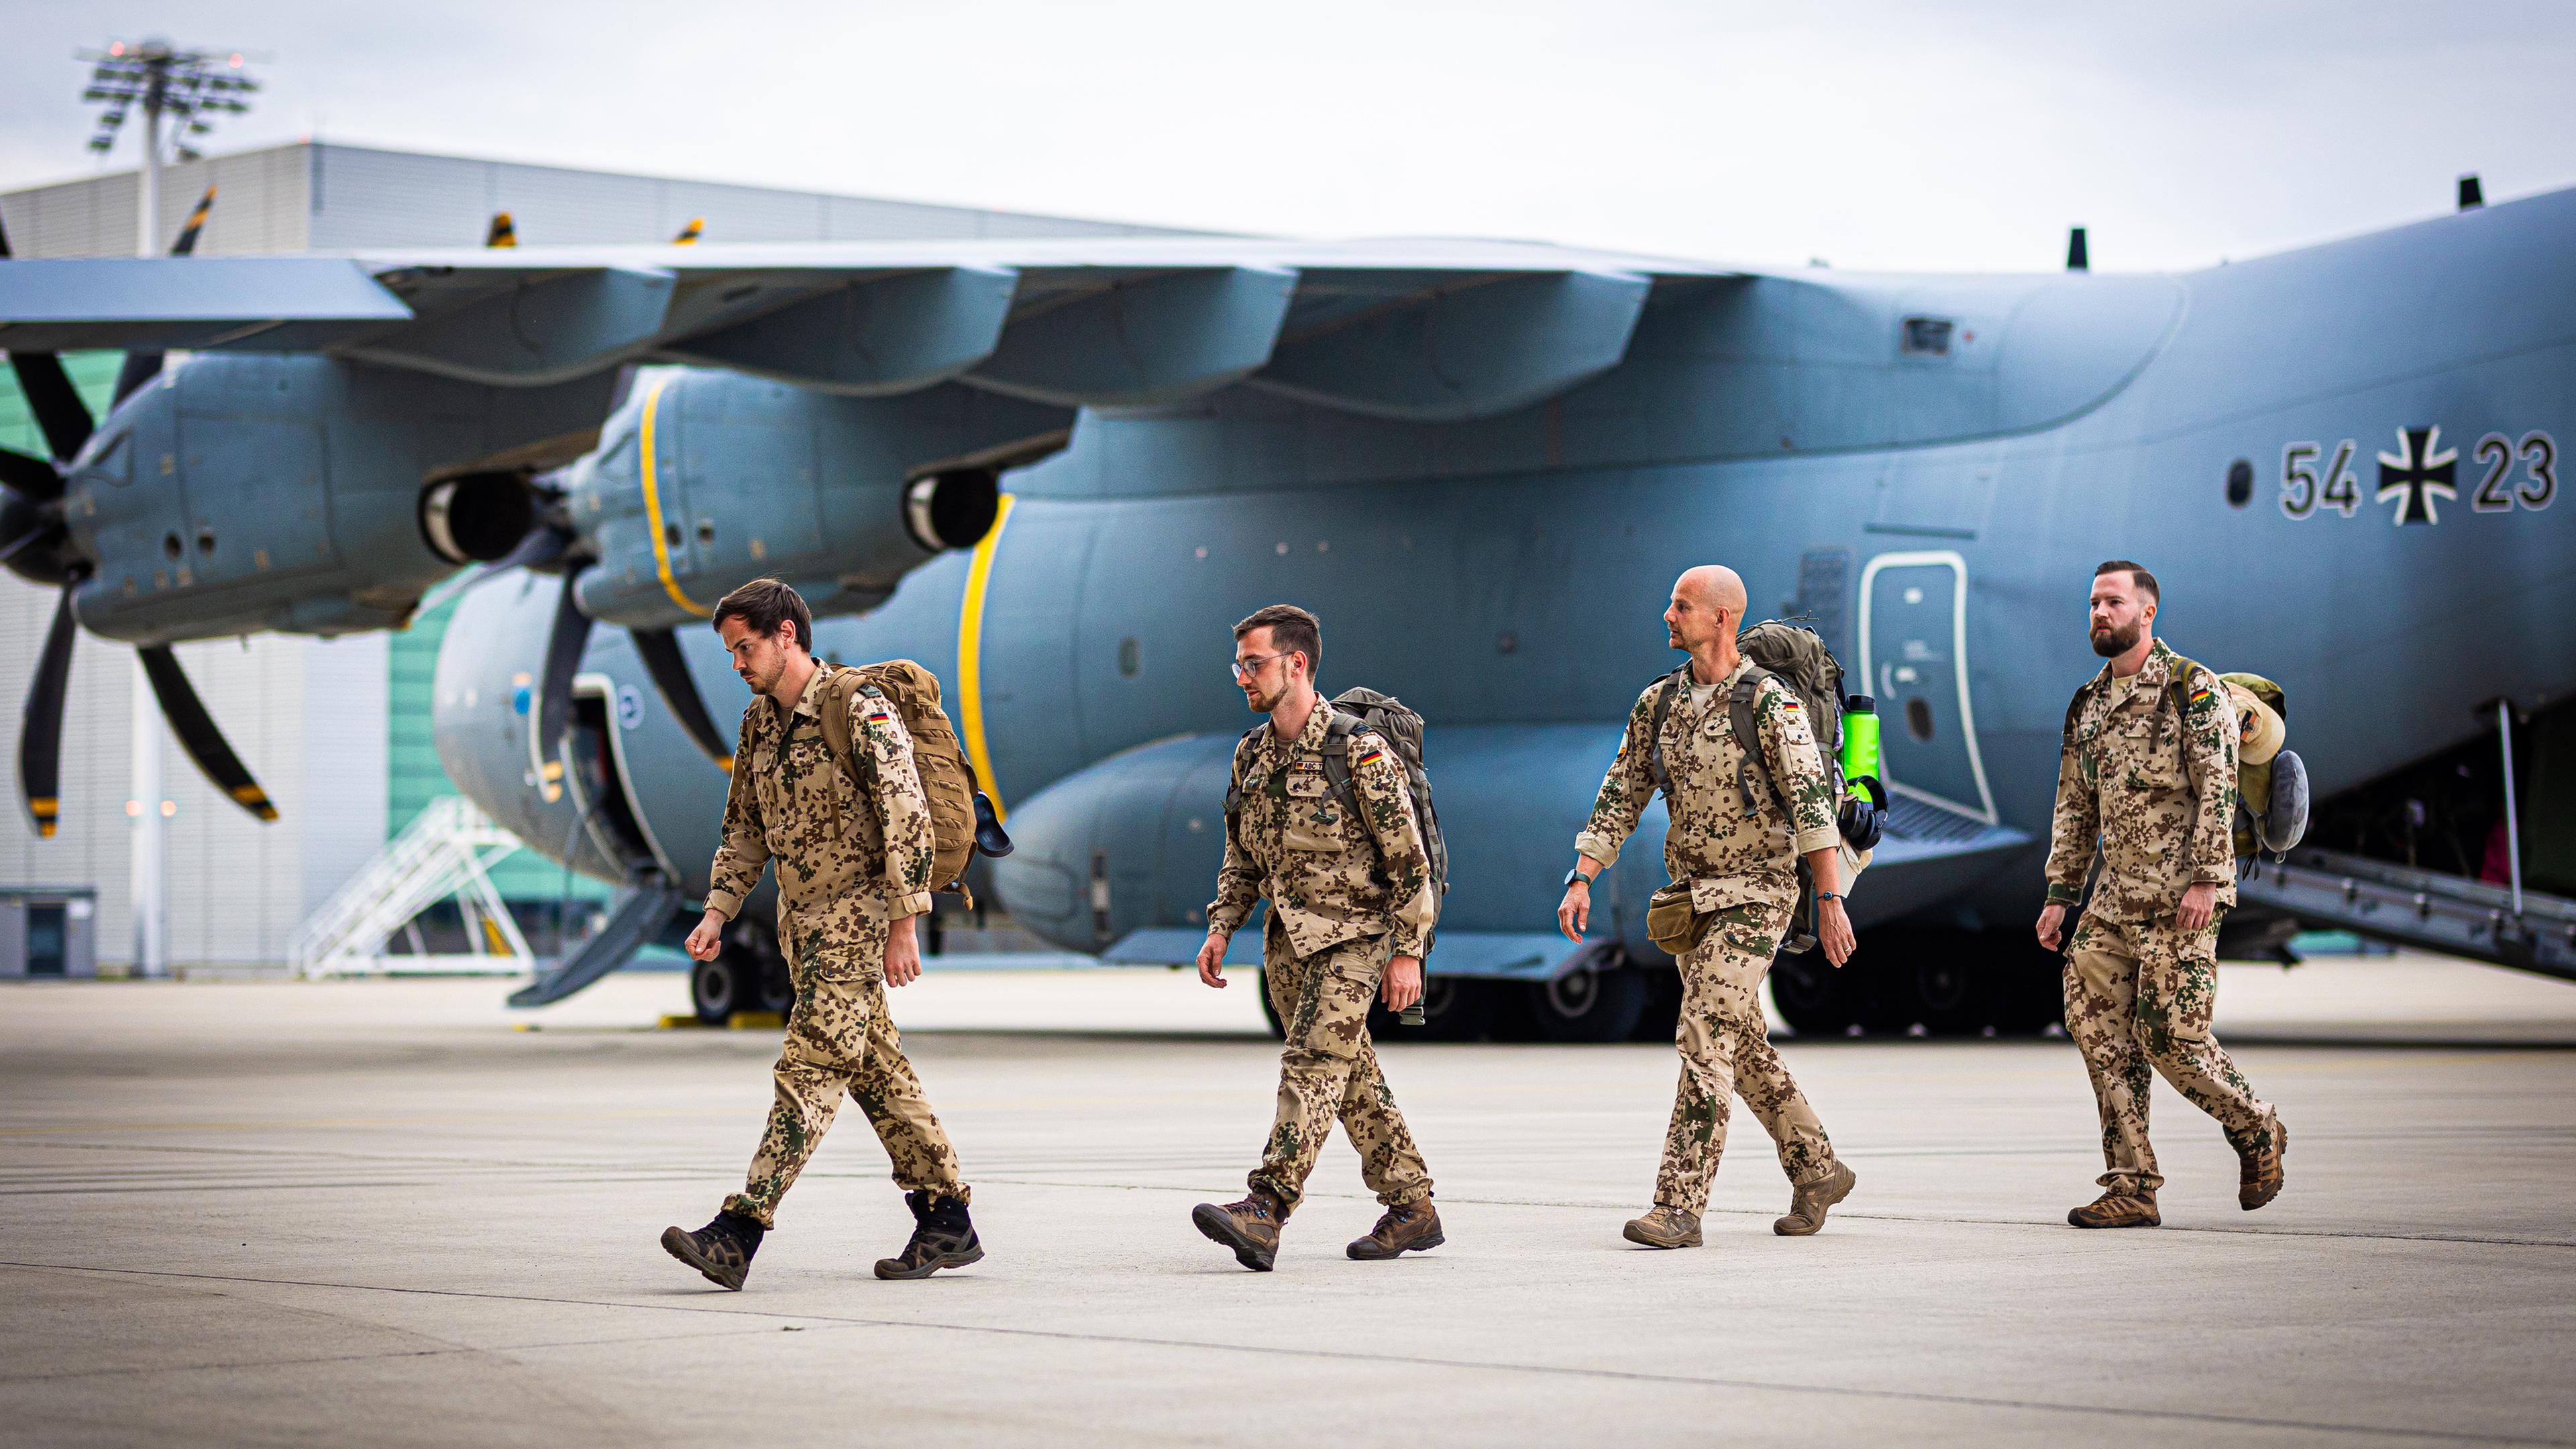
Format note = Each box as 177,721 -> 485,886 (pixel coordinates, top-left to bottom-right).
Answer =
1858,549 -> 1997,824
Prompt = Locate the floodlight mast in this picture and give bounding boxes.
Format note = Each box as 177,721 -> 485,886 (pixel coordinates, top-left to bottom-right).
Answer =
76,38 -> 260,259
72,38 -> 258,978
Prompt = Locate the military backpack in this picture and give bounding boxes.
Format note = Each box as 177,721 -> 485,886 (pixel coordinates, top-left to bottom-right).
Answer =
1224,688 -> 1450,909
813,659 -> 1012,900
2059,654 -> 2307,859
1642,621 -> 1873,956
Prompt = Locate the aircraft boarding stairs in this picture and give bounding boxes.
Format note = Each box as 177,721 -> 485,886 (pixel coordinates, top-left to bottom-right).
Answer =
2238,846 -> 2576,983
290,796 -> 533,976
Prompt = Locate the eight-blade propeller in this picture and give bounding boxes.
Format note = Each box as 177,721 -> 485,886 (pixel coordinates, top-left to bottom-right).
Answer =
3,191 -> 277,838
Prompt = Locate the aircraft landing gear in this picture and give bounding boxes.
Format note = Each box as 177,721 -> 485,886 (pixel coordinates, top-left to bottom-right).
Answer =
690,928 -> 790,1025
1771,928 -> 2065,1038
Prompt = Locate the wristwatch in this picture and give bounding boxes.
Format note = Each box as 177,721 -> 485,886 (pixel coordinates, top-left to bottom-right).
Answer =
1564,866 -> 1591,888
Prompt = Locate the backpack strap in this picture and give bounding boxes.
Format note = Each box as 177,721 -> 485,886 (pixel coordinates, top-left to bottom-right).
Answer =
2161,652 -> 2208,802
1644,665 -> 1688,800
1318,709 -> 1365,817
1220,724 -> 1265,822
1728,666 -> 1785,818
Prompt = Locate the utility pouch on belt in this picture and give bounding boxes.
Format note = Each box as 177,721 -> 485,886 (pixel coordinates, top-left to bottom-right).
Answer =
1646,881 -> 1713,957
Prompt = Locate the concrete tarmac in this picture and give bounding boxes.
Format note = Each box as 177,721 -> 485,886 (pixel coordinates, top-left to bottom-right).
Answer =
3,955 -> 2573,1446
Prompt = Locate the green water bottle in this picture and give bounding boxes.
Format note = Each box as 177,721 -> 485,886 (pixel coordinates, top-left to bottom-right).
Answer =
1841,694 -> 1883,799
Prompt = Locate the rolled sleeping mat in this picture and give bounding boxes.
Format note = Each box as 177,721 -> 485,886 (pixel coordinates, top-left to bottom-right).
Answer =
2261,749 -> 2309,853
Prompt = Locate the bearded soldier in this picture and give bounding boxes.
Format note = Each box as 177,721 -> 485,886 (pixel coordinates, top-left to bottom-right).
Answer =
1189,604 -> 1443,1272
2038,561 -> 2287,1229
1558,565 -> 1859,1248
659,579 -> 979,1289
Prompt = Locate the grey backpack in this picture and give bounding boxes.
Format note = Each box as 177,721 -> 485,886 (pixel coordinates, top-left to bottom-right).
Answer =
1225,688 -> 1449,904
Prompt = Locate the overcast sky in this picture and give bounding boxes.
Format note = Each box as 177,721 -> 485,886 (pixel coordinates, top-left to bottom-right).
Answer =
1,0 -> 2569,272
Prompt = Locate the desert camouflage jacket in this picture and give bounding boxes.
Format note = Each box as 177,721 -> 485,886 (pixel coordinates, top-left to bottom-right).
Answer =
1576,657 -> 1841,914
706,664 -> 938,960
1208,701 -> 1438,960
2043,639 -> 2240,920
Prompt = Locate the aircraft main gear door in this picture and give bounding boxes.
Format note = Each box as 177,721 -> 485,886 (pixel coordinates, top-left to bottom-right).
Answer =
1859,549 -> 1997,824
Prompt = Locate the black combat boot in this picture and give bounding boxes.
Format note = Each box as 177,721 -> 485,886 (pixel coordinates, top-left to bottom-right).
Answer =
661,1209 -> 765,1291
875,1191 -> 984,1280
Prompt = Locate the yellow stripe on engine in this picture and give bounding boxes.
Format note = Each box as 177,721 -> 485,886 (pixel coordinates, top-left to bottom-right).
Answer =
637,377 -> 708,616
955,493 -> 1016,821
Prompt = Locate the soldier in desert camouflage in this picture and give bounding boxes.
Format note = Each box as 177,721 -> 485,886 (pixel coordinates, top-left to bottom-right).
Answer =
2038,560 -> 2288,1230
659,579 -> 979,1289
1190,604 -> 1444,1272
1560,565 -> 1860,1248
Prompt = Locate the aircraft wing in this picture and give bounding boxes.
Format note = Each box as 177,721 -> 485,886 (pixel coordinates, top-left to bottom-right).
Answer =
0,236 -> 1739,421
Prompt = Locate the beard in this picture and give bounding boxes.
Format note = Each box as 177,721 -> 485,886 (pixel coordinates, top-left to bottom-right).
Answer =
1243,681 -> 1283,713
2090,621 -> 2141,658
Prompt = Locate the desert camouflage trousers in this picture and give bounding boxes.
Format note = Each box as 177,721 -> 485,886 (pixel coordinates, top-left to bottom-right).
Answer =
1248,918 -> 1433,1214
723,912 -> 967,1228
1656,895 -> 1839,1215
2064,907 -> 2276,1195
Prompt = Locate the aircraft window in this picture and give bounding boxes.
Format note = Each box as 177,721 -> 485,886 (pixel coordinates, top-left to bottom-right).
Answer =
1906,696 -> 1935,741
2226,459 -> 2254,507
196,528 -> 215,555
1901,317 -> 1954,357
162,532 -> 183,562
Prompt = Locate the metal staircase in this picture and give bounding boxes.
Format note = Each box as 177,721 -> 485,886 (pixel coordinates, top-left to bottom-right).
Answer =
2239,845 -> 2576,982
289,796 -> 533,977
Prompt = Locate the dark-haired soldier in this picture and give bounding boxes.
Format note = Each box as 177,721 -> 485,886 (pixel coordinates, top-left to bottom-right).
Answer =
2039,561 -> 2286,1230
659,578 -> 979,1289
1189,604 -> 1443,1272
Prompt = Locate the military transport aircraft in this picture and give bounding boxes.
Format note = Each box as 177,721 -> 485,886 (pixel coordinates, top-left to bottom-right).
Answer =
6,180 -> 2572,1040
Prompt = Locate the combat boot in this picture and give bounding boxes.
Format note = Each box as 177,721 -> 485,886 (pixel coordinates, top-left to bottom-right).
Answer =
661,1208 -> 765,1290
1774,1161 -> 1858,1237
875,1191 -> 983,1279
2068,1189 -> 2161,1229
1622,1204 -> 1703,1249
1192,1187 -> 1285,1272
1346,1199 -> 1444,1260
2239,1115 -> 2289,1211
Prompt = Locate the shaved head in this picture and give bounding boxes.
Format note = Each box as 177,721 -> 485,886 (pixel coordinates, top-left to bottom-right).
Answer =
1676,565 -> 1748,619
1665,564 -> 1748,664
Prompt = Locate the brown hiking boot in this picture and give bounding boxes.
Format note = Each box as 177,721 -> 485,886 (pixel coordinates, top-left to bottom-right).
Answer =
1774,1161 -> 1858,1236
2068,1189 -> 2161,1229
1192,1187 -> 1285,1272
1346,1199 -> 1444,1260
874,1191 -> 983,1280
660,1209 -> 765,1291
2239,1115 -> 2288,1211
1622,1203 -> 1703,1249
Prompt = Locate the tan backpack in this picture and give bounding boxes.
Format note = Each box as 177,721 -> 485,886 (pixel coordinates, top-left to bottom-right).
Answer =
813,659 -> 1008,899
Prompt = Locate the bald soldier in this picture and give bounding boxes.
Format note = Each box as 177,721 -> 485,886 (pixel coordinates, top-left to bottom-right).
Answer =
2039,561 -> 2288,1229
1560,566 -> 1860,1248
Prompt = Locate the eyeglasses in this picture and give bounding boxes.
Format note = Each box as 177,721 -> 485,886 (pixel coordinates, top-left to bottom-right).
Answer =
1230,651 -> 1291,681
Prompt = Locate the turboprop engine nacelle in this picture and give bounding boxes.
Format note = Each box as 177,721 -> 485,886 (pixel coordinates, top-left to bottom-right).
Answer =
60,354 -> 612,643
547,368 -> 1065,631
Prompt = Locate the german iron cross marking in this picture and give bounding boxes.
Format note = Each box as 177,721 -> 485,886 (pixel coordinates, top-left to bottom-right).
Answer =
2375,425 -> 2458,525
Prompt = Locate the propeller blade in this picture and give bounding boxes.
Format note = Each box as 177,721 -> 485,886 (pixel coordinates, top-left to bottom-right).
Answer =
170,185 -> 217,256
630,626 -> 734,768
6,354 -> 93,474
137,645 -> 278,822
409,525 -> 573,621
0,445 -> 62,500
671,217 -> 704,245
529,568 -> 594,804
17,590 -> 76,839
113,185 -> 222,407
485,211 -> 517,248
0,520 -> 61,568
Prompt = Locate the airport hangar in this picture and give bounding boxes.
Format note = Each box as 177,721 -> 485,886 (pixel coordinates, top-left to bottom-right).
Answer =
0,140 -> 1199,976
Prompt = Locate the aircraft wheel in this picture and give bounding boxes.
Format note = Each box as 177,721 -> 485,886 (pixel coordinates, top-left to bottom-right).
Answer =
1526,957 -> 1648,1043
1912,947 -> 1983,1036
1256,970 -> 1287,1041
1988,942 -> 2069,1036
1770,953 -> 1851,1037
1406,975 -> 1495,1042
1630,964 -> 1682,1043
690,955 -> 748,1026
752,955 -> 794,1016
